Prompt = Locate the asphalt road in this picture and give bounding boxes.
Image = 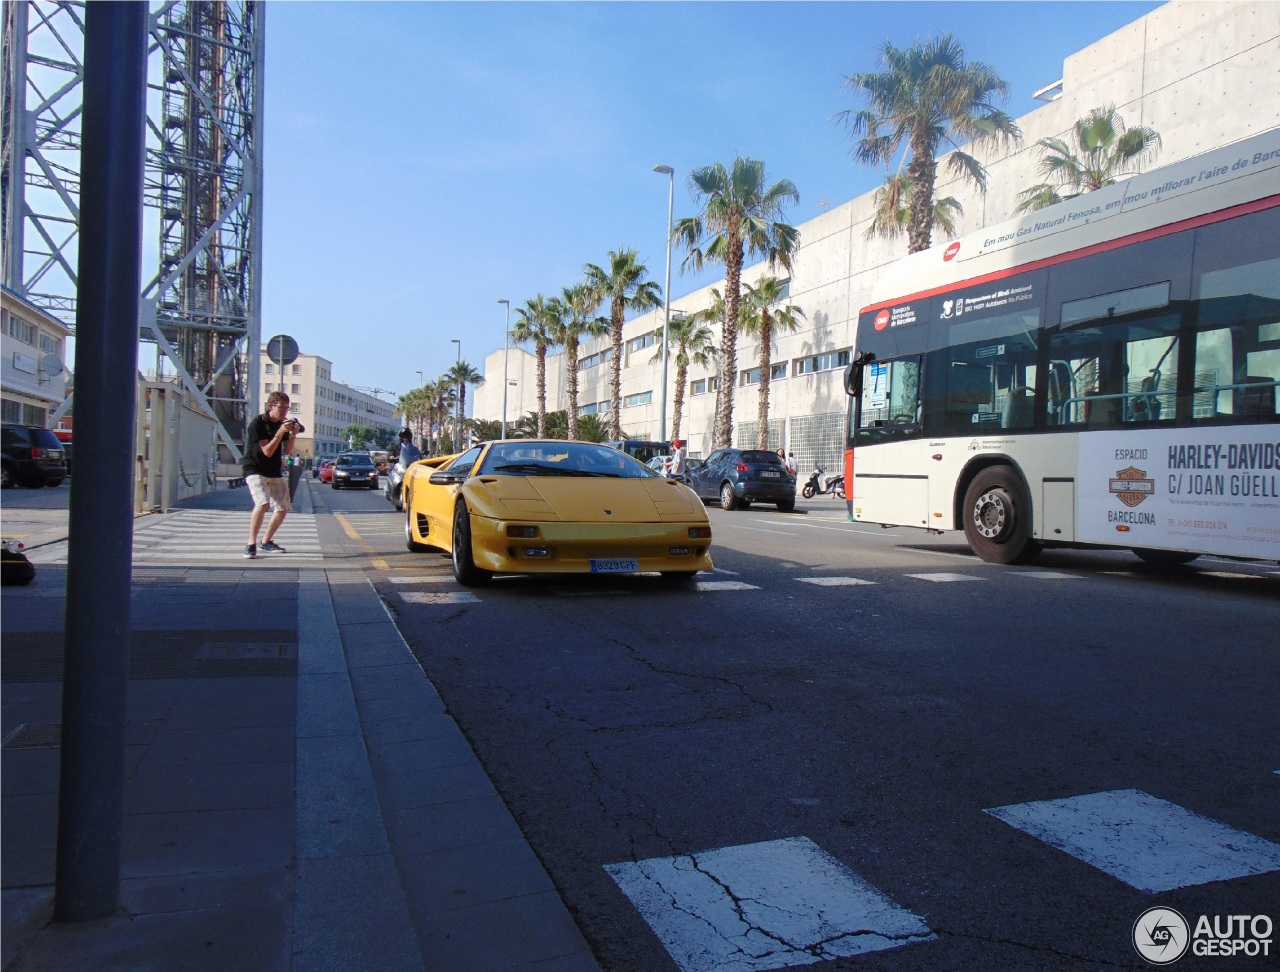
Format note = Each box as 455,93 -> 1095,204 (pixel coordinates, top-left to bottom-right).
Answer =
14,478 -> 1272,970
308,481 -> 1280,971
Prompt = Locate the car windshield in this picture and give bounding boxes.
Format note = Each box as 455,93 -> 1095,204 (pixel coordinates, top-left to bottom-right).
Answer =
337,454 -> 372,467
478,442 -> 659,479
741,450 -> 783,465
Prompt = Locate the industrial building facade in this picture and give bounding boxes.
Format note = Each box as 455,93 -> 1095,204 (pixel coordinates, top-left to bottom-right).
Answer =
470,1 -> 1280,471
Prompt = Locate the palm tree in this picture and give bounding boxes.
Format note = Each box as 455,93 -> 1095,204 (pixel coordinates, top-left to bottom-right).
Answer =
584,249 -> 663,439
445,360 -> 484,448
547,284 -> 608,441
469,418 -> 503,443
864,170 -> 963,242
396,386 -> 431,444
651,309 -> 717,445
741,277 -> 805,450
510,294 -> 560,438
838,33 -> 1020,253
1015,105 -> 1162,213
673,157 -> 800,448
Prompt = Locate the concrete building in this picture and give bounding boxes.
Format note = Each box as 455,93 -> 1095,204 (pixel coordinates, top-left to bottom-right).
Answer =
471,0 -> 1280,469
1,285 -> 72,427
257,347 -> 398,460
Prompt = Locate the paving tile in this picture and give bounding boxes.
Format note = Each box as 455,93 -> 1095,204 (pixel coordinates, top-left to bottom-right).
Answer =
366,720 -> 481,775
400,837 -> 554,915
123,759 -> 292,814
140,725 -> 295,767
348,662 -> 428,702
384,796 -> 525,857
418,890 -> 594,972
294,853 -> 424,972
374,758 -> 497,812
120,807 -> 292,877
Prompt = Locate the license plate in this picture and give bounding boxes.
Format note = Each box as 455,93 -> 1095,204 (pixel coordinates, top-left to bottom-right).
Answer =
590,558 -> 639,573
760,470 -> 780,478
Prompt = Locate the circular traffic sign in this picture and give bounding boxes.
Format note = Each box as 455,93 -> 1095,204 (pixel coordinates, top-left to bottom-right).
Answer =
266,334 -> 299,366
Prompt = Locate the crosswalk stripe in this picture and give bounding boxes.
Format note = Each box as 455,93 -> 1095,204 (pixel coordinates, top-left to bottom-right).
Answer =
985,789 -> 1280,893
797,576 -> 876,586
399,591 -> 480,605
905,572 -> 984,583
606,837 -> 933,971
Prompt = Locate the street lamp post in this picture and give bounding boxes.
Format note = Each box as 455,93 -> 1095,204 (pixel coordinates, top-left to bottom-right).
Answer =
653,164 -> 675,443
498,298 -> 510,439
451,338 -> 461,448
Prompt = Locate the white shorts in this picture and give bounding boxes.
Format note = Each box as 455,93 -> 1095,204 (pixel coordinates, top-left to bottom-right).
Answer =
246,474 -> 291,513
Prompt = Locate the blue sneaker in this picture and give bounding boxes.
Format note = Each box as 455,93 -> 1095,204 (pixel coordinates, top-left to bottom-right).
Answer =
260,540 -> 286,553
244,544 -> 256,559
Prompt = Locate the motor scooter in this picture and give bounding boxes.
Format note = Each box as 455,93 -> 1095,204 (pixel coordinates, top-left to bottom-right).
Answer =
801,465 -> 845,499
384,442 -> 421,511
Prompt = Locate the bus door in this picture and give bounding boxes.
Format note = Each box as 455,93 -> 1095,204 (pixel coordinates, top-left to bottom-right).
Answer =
849,355 -> 929,527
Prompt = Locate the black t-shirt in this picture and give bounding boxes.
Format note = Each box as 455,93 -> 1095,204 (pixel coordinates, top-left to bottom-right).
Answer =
242,414 -> 287,477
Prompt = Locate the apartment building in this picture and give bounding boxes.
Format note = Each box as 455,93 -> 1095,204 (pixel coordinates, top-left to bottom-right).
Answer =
471,0 -> 1279,470
258,347 -> 397,460
1,285 -> 72,427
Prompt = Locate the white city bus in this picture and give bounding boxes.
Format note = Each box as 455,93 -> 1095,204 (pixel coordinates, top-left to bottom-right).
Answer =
843,128 -> 1280,565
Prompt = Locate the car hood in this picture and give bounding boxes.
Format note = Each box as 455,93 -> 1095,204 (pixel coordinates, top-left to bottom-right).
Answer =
469,475 -> 703,522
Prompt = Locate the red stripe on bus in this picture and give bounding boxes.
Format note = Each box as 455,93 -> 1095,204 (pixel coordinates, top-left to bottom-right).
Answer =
858,195 -> 1280,316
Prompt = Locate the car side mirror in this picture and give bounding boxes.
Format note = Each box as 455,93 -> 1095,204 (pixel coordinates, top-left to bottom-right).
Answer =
429,469 -> 467,486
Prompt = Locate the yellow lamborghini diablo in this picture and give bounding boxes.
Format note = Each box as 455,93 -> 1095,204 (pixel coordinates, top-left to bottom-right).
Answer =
402,439 -> 714,585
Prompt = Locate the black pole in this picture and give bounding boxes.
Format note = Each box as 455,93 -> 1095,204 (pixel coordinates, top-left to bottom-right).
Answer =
54,2 -> 148,923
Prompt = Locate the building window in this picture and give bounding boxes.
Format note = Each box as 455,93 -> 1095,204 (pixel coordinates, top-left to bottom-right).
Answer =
771,363 -> 787,380
1,400 -> 20,423
626,331 -> 658,353
794,349 -> 851,375
741,368 -> 760,386
7,316 -> 36,345
265,364 -> 274,374
292,364 -> 301,375
580,402 -> 598,415
691,379 -> 706,396
292,384 -> 300,394
623,391 -> 653,407
39,333 -> 61,354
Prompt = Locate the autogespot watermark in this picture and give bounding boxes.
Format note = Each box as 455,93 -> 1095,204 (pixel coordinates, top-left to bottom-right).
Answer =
1133,907 -> 1273,965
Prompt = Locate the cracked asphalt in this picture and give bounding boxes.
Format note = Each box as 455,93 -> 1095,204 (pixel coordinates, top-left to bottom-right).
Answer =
348,493 -> 1279,972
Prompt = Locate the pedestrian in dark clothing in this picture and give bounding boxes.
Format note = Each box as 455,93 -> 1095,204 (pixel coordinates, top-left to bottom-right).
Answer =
242,391 -> 298,559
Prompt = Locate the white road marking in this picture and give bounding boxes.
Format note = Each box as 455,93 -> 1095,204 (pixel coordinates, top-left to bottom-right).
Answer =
710,566 -> 739,575
905,572 -> 984,583
694,581 -> 760,592
1014,572 -> 1084,580
398,591 -> 480,605
761,518 -> 888,536
986,789 -> 1280,893
725,525 -> 796,537
797,576 -> 876,586
387,574 -> 455,584
904,547 -> 982,562
605,837 -> 933,972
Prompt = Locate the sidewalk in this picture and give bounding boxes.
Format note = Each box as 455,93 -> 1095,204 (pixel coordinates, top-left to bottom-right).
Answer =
1,478 -> 600,971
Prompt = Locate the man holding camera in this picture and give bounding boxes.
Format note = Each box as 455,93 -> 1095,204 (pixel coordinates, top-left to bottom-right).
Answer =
243,391 -> 299,559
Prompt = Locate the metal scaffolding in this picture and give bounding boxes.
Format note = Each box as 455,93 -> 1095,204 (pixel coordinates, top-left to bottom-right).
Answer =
2,1 -> 264,460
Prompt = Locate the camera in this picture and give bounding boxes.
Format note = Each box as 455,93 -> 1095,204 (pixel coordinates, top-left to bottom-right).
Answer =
287,419 -> 305,433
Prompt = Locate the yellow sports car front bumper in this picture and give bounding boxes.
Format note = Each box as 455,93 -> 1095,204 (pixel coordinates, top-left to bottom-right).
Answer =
467,515 -> 713,575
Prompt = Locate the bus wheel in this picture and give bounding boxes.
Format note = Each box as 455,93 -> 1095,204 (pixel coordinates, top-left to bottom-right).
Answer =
1133,548 -> 1199,566
962,466 -> 1041,565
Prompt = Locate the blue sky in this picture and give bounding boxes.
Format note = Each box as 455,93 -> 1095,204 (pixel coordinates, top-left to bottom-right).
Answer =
262,1 -> 1162,399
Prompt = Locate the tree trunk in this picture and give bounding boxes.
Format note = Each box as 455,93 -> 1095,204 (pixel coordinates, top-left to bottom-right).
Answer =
536,343 -> 547,438
672,356 -> 687,443
756,312 -> 772,450
716,235 -> 744,448
566,338 -> 580,441
907,149 -> 937,254
609,298 -> 624,439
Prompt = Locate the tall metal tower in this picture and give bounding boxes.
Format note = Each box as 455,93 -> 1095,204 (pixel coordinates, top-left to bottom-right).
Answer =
2,1 -> 265,459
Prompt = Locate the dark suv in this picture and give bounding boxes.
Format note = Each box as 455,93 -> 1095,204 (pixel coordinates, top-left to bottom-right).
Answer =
688,448 -> 796,511
1,424 -> 68,488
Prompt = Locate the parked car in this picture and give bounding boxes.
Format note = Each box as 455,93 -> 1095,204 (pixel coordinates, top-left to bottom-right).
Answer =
318,460 -> 336,484
331,452 -> 379,490
402,439 -> 713,585
687,447 -> 796,512
1,424 -> 68,488
645,454 -> 704,484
